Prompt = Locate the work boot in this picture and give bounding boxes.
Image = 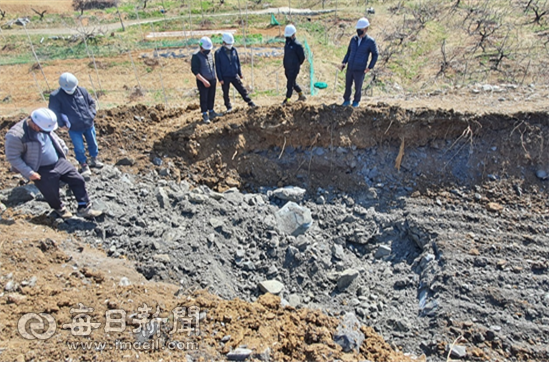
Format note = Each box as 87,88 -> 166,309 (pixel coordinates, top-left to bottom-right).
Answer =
80,163 -> 91,178
352,101 -> 360,108
89,156 -> 103,169
342,100 -> 351,107
248,101 -> 257,109
282,98 -> 290,105
298,93 -> 307,101
209,110 -> 222,120
202,112 -> 210,123
226,107 -> 233,113
77,203 -> 103,219
54,206 -> 73,219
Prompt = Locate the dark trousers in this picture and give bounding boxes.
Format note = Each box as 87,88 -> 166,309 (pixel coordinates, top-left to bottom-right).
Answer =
197,79 -> 217,113
343,70 -> 366,103
221,77 -> 252,109
285,72 -> 302,99
34,158 -> 89,210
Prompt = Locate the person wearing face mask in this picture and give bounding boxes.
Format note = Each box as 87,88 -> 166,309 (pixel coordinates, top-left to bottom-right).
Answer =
215,33 -> 257,113
191,36 -> 221,123
48,72 -> 103,178
282,24 -> 307,105
340,17 -> 378,108
4,108 -> 103,219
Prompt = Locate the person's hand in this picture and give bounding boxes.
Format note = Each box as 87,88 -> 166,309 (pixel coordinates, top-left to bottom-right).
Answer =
239,74 -> 244,79
62,126 -> 69,131
340,64 -> 346,71
220,80 -> 224,85
203,80 -> 211,88
364,68 -> 371,74
29,172 -> 41,181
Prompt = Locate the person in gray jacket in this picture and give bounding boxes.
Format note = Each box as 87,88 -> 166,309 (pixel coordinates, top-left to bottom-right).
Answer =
48,72 -> 103,177
4,108 -> 102,219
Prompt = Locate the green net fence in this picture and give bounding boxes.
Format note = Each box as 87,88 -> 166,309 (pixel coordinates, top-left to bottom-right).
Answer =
302,39 -> 317,96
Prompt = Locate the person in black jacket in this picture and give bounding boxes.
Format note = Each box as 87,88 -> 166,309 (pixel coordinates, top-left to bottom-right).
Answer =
282,24 -> 307,105
340,17 -> 379,108
191,36 -> 221,123
48,72 -> 103,177
215,33 -> 256,113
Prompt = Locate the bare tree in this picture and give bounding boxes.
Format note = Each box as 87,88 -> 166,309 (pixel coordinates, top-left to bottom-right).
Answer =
31,8 -> 47,20
143,0 -> 149,9
0,8 -> 6,20
530,0 -> 548,24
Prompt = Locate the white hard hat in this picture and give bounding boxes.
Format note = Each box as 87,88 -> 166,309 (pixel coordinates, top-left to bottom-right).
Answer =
222,32 -> 234,45
31,108 -> 58,132
199,36 -> 213,50
356,17 -> 370,29
284,24 -> 297,37
59,72 -> 78,93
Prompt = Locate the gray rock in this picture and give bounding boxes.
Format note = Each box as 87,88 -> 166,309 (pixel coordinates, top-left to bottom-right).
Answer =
156,187 -> 170,208
334,312 -> 365,352
188,193 -> 207,204
0,202 -> 6,213
256,347 -> 271,362
374,245 -> 392,259
4,280 -> 16,292
275,202 -> 313,236
209,218 -> 224,229
332,244 -> 345,260
258,280 -> 284,295
3,185 -> 41,205
158,168 -> 170,177
119,277 -> 131,286
221,335 -> 231,342
227,347 -> 252,361
337,269 -> 360,291
288,294 -> 301,307
450,345 -> 467,359
536,170 -> 547,180
116,157 -> 135,166
271,186 -> 306,202
152,157 -> 163,166
153,254 -> 171,263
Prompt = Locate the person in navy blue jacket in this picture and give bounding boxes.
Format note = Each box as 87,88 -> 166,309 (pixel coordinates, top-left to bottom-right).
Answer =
48,72 -> 103,177
340,17 -> 378,108
215,33 -> 256,113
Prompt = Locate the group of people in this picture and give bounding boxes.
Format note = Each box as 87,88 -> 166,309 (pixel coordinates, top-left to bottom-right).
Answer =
4,17 -> 378,219
192,17 -> 378,122
5,73 -> 103,219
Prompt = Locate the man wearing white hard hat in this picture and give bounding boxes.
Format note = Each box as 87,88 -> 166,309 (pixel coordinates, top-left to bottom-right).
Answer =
48,72 -> 103,178
282,24 -> 307,105
191,36 -> 221,123
4,108 -> 103,219
215,32 -> 257,113
340,17 -> 378,107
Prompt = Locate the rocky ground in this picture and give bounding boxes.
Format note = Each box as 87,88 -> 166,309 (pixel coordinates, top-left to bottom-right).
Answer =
0,100 -> 548,361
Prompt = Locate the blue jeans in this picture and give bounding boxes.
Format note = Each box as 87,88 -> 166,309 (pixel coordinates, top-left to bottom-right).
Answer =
68,126 -> 98,165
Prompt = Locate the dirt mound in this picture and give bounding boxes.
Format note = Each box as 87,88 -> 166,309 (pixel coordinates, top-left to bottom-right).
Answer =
0,216 -> 410,362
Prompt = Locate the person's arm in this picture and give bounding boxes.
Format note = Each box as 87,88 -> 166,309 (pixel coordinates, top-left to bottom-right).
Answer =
367,39 -> 379,71
52,132 -> 69,156
341,39 -> 352,70
235,49 -> 243,78
82,87 -> 97,118
47,94 -> 65,128
5,133 -> 36,180
191,54 -> 211,87
214,50 -> 223,84
297,44 -> 306,65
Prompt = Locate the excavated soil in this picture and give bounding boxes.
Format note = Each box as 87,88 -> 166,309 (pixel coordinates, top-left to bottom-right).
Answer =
1,101 -> 548,362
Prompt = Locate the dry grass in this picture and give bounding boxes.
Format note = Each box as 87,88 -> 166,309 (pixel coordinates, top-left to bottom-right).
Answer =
0,0 -> 73,14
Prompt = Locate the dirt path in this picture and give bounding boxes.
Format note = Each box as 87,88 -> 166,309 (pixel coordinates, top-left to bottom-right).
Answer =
1,7 -> 334,36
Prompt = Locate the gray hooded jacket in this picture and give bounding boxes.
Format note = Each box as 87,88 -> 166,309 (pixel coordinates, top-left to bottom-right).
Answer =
5,119 -> 69,179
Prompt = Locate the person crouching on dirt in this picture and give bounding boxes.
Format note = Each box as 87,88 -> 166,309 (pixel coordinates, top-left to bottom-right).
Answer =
4,108 -> 103,219
48,72 -> 103,179
215,33 -> 257,113
282,24 -> 307,105
192,36 -> 221,123
340,17 -> 378,108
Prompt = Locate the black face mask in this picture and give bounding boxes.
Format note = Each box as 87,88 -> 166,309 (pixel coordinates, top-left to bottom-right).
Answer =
286,37 -> 293,43
357,29 -> 365,37
203,49 -> 211,55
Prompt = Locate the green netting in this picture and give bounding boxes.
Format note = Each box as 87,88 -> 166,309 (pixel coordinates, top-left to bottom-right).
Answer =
302,39 -> 317,96
270,14 -> 280,26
